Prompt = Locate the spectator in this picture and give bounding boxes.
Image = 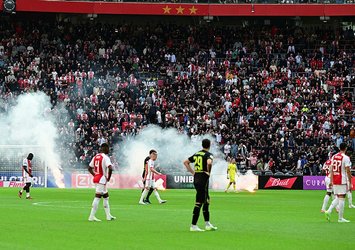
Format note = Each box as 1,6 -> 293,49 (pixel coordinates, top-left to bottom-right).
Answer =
0,18 -> 353,176
223,141 -> 231,158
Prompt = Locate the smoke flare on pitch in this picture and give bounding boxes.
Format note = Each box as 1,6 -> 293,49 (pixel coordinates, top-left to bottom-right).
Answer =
115,125 -> 200,176
115,125 -> 257,191
0,92 -> 68,188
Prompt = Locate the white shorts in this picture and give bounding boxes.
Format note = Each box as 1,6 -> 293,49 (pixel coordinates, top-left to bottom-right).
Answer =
333,185 -> 347,195
24,177 -> 32,184
144,179 -> 156,189
95,184 -> 108,195
325,177 -> 332,192
98,175 -> 107,185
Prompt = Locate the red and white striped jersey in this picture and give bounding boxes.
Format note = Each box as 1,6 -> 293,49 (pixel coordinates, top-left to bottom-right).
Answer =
129,113 -> 136,121
165,113 -> 173,121
296,120 -> 303,129
322,159 -> 332,178
22,158 -> 32,178
112,125 -> 119,134
89,153 -> 112,183
146,159 -> 156,180
129,121 -> 136,128
330,152 -> 351,185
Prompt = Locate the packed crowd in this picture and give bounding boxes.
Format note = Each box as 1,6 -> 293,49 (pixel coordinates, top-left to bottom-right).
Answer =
0,17 -> 354,175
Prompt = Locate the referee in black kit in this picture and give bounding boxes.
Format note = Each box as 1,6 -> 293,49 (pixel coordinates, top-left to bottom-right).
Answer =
183,138 -> 218,232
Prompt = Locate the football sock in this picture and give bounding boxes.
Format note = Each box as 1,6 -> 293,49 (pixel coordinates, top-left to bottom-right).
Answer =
327,197 -> 338,213
90,197 -> 100,218
103,198 -> 111,217
192,203 -> 202,225
139,189 -> 148,203
233,183 -> 236,191
153,190 -> 162,202
321,194 -> 330,211
202,203 -> 210,222
338,198 -> 345,220
226,183 -> 231,190
347,191 -> 353,205
146,188 -> 154,201
26,184 -> 31,197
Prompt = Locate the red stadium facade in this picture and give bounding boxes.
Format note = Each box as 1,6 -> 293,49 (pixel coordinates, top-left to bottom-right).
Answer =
1,0 -> 355,16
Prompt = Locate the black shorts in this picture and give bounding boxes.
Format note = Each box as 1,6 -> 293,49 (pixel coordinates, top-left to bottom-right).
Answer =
194,173 -> 210,204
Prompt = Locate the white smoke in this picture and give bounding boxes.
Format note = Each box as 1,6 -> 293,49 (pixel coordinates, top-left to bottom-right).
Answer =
115,125 -> 199,176
115,125 -> 257,191
237,170 -> 258,192
0,92 -> 67,188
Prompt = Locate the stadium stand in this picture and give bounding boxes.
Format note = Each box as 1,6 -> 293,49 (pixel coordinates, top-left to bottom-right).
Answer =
0,14 -> 354,175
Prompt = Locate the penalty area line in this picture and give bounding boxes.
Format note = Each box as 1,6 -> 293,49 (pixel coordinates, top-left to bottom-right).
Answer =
32,201 -> 87,209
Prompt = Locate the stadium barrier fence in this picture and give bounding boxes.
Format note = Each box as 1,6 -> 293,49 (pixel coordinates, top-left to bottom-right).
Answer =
1,172 -> 354,190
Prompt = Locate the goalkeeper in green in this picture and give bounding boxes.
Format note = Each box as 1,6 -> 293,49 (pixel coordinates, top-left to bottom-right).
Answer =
225,158 -> 237,192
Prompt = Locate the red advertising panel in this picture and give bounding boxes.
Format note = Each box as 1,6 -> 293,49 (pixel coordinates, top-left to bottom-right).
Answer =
258,176 -> 303,190
352,176 -> 355,191
265,177 -> 297,189
0,181 -> 3,187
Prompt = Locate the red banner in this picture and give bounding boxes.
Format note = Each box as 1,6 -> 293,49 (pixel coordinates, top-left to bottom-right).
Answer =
265,177 -> 297,189
6,1 -> 354,16
258,176 -> 303,190
71,173 -> 166,189
0,181 -> 3,187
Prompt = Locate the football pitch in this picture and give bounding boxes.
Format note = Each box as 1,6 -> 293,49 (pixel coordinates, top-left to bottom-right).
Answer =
0,188 -> 354,250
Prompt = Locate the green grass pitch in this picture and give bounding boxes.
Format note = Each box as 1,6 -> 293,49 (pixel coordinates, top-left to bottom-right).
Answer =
0,188 -> 354,250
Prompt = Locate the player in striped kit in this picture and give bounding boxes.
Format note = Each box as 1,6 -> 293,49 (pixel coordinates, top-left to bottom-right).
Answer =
18,153 -> 34,199
320,159 -> 333,213
141,155 -> 154,204
138,149 -> 166,205
325,143 -> 352,223
88,143 -> 116,222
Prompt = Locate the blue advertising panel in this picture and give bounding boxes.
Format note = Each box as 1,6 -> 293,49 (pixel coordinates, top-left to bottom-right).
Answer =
0,171 -> 45,187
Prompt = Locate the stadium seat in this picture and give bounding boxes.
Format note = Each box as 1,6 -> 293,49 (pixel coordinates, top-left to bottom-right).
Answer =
274,172 -> 284,176
252,170 -> 262,176
264,171 -> 273,176
239,170 -> 247,175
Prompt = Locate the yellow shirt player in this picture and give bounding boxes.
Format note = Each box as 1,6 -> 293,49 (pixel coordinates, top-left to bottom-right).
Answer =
225,158 -> 237,192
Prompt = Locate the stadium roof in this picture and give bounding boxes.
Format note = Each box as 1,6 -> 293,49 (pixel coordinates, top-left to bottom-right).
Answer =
1,0 -> 355,16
